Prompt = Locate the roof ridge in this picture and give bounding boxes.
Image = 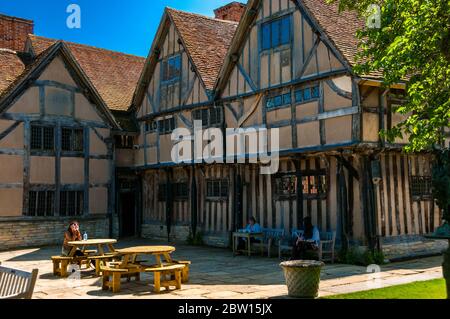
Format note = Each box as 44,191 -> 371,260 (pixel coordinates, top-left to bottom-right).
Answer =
0,48 -> 18,54
0,13 -> 33,24
28,34 -> 146,60
165,7 -> 239,25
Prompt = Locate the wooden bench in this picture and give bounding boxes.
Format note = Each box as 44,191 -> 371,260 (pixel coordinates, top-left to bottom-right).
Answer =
172,260 -> 191,283
51,256 -> 75,277
145,264 -> 185,293
100,262 -> 141,293
278,229 -> 336,262
86,253 -> 121,276
0,265 -> 38,299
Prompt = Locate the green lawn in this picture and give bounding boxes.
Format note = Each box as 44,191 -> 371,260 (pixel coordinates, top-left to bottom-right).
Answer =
324,279 -> 447,299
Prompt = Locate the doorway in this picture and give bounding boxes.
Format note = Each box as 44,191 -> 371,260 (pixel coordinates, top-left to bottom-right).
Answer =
120,192 -> 136,238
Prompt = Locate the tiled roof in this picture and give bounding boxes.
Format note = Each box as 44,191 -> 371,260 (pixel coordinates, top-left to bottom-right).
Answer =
301,0 -> 382,78
0,48 -> 26,95
167,8 -> 238,91
28,34 -> 146,111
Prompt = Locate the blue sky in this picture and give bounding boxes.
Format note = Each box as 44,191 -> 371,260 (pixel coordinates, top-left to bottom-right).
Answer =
0,0 -> 234,57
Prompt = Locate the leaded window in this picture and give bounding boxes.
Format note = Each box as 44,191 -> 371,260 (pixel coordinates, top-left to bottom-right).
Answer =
206,179 -> 229,199
162,55 -> 181,83
261,15 -> 291,51
61,127 -> 84,152
294,85 -> 321,104
27,191 -> 54,216
30,125 -> 55,151
60,191 -> 84,216
192,108 -> 223,128
410,176 -> 432,200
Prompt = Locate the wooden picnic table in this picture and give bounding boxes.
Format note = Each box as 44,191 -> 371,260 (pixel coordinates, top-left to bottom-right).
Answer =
115,246 -> 175,269
232,232 -> 264,257
67,239 -> 117,257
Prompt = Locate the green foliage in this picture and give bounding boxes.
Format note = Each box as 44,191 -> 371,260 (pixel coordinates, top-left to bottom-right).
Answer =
328,0 -> 450,152
186,232 -> 204,246
432,148 -> 450,222
338,247 -> 385,266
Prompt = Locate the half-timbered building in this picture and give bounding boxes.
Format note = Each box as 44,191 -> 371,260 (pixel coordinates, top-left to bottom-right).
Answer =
132,1 -> 447,258
0,15 -> 144,249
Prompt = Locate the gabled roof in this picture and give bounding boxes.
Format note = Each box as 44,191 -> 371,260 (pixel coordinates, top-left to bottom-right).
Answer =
0,41 -> 120,129
133,7 -> 238,110
0,49 -> 27,96
167,8 -> 238,91
216,0 -> 382,94
27,34 -> 146,112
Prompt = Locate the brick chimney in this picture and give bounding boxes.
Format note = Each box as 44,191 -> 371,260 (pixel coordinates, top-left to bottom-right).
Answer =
214,2 -> 246,23
0,14 -> 34,52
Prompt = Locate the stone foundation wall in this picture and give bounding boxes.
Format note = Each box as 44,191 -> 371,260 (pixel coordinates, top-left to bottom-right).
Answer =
0,215 -> 110,251
381,235 -> 449,260
141,223 -> 230,247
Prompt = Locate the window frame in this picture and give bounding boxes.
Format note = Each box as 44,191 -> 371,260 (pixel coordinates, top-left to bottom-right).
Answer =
266,90 -> 292,110
60,190 -> 84,217
260,15 -> 292,52
27,190 -> 55,217
274,170 -> 328,200
294,85 -> 321,105
192,107 -> 224,128
206,179 -> 229,201
61,127 -> 84,153
30,125 -> 55,152
410,175 -> 433,201
161,54 -> 182,85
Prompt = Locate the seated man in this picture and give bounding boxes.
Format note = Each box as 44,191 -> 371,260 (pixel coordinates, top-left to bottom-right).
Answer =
291,216 -> 320,260
237,217 -> 262,251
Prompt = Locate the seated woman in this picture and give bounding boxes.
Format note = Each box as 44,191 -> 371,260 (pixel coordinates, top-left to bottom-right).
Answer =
237,217 -> 262,250
291,216 -> 320,260
62,221 -> 87,258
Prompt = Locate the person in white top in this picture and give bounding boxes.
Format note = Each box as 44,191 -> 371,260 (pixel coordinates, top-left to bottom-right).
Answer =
291,216 -> 321,260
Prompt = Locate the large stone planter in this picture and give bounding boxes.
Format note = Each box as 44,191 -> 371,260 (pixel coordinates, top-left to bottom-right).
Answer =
280,260 -> 324,298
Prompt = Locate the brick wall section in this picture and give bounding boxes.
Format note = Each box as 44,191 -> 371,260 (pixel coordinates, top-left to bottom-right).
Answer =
214,2 -> 246,22
0,14 -> 34,52
0,216 -> 110,251
381,237 -> 448,260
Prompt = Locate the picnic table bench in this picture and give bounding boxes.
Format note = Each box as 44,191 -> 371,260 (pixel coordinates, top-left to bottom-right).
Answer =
101,246 -> 190,294
51,239 -> 118,277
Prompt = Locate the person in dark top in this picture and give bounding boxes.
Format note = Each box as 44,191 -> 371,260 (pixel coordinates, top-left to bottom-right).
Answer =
291,216 -> 320,260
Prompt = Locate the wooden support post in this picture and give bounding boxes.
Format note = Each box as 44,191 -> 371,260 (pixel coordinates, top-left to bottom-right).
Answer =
112,273 -> 121,293
154,272 -> 161,293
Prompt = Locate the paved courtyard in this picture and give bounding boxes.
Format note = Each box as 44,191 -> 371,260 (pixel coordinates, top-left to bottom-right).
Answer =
0,239 -> 444,299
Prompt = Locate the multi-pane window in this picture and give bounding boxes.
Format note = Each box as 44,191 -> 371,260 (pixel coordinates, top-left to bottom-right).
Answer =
261,15 -> 291,51
206,179 -> 229,199
28,191 -> 54,216
162,55 -> 181,83
192,108 -> 223,127
30,125 -> 54,151
302,174 -> 327,198
266,92 -> 291,109
115,135 -> 134,149
173,183 -> 188,200
294,85 -> 320,103
60,191 -> 84,216
158,118 -> 176,134
410,176 -> 432,200
275,172 -> 327,199
62,127 -> 84,152
145,121 -> 158,133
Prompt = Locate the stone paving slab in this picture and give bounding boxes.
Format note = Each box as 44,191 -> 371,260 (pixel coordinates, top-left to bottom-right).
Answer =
0,238 -> 444,299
